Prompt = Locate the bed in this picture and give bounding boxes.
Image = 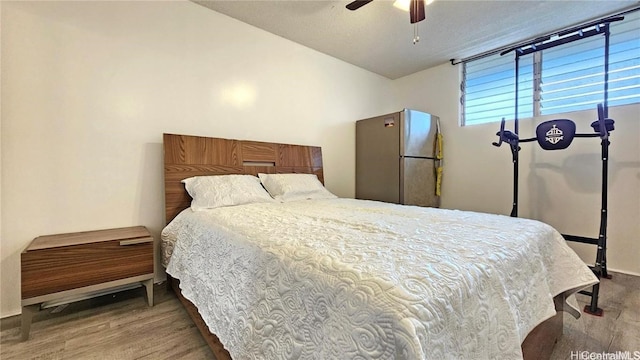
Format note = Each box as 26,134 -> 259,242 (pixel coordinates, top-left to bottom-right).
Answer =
161,133 -> 598,360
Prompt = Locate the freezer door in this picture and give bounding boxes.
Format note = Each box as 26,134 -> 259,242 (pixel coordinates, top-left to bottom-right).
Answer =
400,157 -> 440,207
356,114 -> 401,204
401,109 -> 438,158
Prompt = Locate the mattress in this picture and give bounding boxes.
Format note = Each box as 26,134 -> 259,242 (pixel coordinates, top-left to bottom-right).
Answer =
161,198 -> 597,359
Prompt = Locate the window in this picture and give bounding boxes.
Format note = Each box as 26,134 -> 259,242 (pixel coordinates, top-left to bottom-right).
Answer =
463,53 -> 533,125
462,10 -> 640,126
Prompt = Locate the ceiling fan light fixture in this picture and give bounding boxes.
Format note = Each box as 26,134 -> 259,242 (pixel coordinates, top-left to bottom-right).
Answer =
393,0 -> 434,12
393,0 -> 411,12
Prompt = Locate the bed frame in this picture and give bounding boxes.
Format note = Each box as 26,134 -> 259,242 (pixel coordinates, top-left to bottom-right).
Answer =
162,133 -> 563,360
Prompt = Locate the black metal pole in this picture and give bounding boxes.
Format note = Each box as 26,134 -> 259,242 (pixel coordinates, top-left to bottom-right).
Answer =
600,23 -> 611,279
604,24 -> 610,118
586,136 -> 608,315
510,145 -> 519,218
511,53 -> 520,218
587,24 -> 612,315
600,138 -> 609,277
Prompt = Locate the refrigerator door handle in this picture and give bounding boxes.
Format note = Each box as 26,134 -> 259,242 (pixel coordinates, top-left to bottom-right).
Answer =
401,155 -> 435,160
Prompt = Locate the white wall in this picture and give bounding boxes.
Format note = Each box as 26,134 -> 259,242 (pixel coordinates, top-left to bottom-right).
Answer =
0,1 -> 396,317
394,63 -> 640,277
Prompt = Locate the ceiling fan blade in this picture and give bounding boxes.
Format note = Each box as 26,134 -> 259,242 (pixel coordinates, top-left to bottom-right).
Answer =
409,0 -> 425,23
346,0 -> 374,11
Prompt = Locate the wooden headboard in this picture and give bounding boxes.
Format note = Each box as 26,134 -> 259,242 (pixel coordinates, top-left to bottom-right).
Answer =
163,133 -> 324,223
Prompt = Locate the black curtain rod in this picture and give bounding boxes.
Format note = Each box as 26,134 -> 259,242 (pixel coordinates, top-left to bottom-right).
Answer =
450,5 -> 639,66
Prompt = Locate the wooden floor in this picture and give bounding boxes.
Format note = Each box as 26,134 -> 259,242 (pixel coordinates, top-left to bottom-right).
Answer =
1,272 -> 638,360
551,271 -> 640,360
0,284 -> 214,359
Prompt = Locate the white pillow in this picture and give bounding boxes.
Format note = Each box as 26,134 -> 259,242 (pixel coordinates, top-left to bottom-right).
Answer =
258,173 -> 337,202
182,175 -> 274,211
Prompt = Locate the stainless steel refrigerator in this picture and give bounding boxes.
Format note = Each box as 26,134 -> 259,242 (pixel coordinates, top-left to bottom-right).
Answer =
356,109 -> 442,207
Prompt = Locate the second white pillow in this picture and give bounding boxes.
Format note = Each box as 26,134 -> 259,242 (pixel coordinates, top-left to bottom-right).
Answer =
258,173 -> 337,202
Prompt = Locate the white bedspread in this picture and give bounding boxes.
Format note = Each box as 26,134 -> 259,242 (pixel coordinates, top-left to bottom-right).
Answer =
162,198 -> 597,360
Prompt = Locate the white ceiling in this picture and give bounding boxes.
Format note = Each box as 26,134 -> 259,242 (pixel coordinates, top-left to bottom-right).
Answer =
193,0 -> 639,79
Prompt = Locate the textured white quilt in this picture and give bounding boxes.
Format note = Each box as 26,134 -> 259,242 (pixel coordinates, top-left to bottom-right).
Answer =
162,199 -> 597,360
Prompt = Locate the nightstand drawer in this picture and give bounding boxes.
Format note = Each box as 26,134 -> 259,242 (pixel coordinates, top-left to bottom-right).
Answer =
21,231 -> 154,299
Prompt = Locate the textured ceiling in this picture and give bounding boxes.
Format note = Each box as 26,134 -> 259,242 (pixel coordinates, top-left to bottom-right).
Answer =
193,0 -> 639,79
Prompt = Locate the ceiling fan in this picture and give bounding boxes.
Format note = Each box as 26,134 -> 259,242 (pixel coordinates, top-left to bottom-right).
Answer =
346,0 -> 426,23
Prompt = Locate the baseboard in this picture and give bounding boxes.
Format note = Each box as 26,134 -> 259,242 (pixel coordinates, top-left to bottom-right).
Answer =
0,309 -> 21,321
606,268 -> 640,277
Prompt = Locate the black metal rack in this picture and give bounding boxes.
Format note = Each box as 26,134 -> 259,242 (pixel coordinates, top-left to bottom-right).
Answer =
493,17 -> 622,316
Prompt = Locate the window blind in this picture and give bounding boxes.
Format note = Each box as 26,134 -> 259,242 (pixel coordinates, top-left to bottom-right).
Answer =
607,11 -> 640,108
462,10 -> 640,125
540,34 -> 605,114
463,53 -> 533,126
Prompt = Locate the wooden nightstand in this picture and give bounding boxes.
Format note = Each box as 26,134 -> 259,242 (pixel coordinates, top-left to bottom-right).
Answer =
20,226 -> 154,341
